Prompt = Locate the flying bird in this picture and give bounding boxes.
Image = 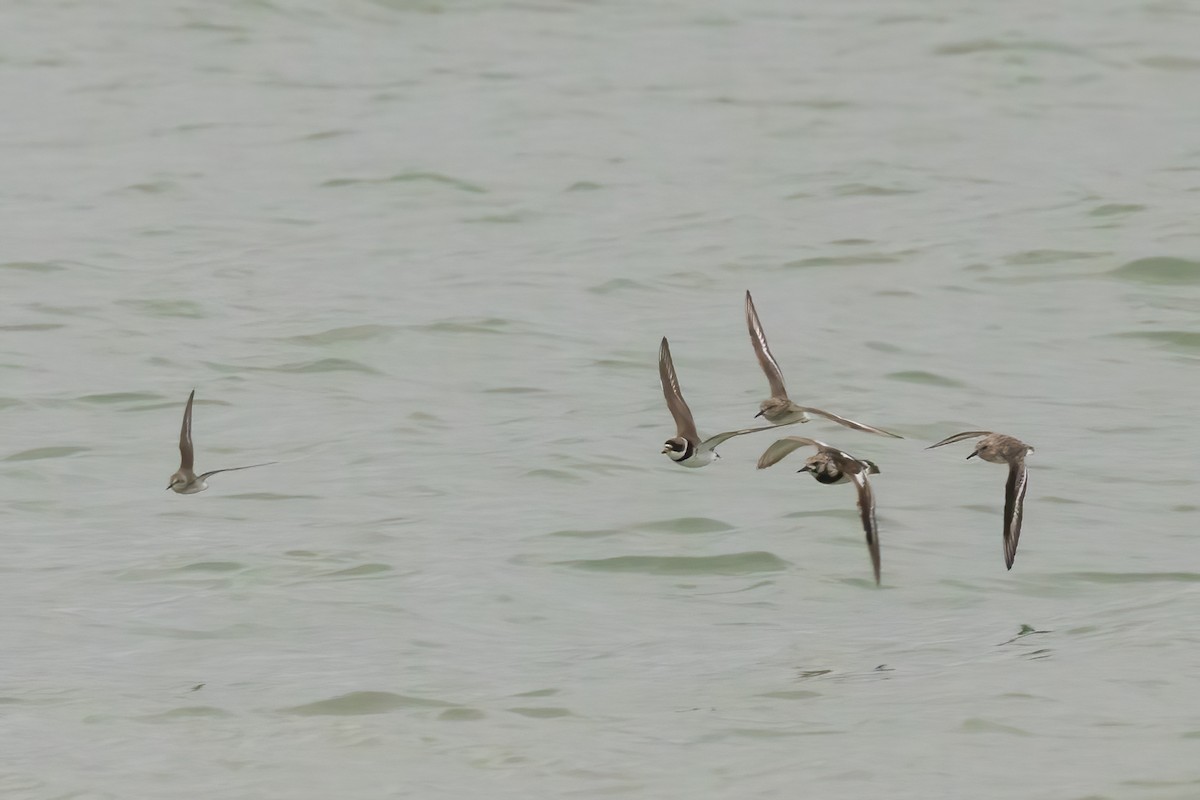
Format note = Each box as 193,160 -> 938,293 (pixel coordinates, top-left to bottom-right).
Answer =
659,337 -> 777,468
168,389 -> 276,494
745,290 -> 902,438
757,436 -> 883,585
926,431 -> 1034,570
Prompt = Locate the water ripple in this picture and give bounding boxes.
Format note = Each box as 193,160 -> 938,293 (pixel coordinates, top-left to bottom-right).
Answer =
1066,571 -> 1200,584
320,172 -> 486,193
558,552 -> 790,575
285,324 -> 399,345
635,517 -> 735,534
4,446 -> 89,462
885,370 -> 967,388
281,691 -> 456,716
1110,257 -> 1200,285
1110,331 -> 1200,353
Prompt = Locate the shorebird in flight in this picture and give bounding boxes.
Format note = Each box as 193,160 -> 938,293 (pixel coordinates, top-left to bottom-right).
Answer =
659,337 -> 778,468
167,389 -> 276,494
745,290 -> 901,438
926,431 -> 1034,570
757,436 -> 884,585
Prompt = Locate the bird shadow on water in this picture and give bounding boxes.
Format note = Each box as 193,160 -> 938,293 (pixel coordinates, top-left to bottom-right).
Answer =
996,623 -> 1054,660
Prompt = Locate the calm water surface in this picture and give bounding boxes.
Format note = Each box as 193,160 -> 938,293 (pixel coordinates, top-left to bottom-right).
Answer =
2,1 -> 1198,798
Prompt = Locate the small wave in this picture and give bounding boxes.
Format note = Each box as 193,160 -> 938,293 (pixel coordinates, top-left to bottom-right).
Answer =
281,691 -> 456,716
558,551 -> 789,575
1110,257 -> 1200,285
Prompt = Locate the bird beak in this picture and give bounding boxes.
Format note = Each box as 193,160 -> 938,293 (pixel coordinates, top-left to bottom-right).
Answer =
661,446 -> 670,454
966,451 -> 978,460
166,484 -> 173,490
754,410 -> 765,418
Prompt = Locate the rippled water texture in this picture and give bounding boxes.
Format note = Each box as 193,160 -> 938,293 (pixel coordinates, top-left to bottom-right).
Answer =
2,0 -> 1198,798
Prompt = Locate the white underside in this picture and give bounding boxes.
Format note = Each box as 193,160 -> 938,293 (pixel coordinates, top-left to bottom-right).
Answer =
674,449 -> 717,468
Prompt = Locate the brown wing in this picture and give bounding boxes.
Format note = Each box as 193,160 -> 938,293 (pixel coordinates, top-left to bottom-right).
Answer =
179,389 -> 195,471
797,406 -> 903,439
702,423 -> 787,452
926,431 -> 992,450
755,436 -> 828,469
1003,458 -> 1029,570
198,462 -> 278,482
745,291 -> 788,399
659,337 -> 699,445
847,465 -> 881,586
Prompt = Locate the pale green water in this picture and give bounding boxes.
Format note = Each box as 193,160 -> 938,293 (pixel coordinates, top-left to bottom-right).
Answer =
2,1 -> 1199,798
